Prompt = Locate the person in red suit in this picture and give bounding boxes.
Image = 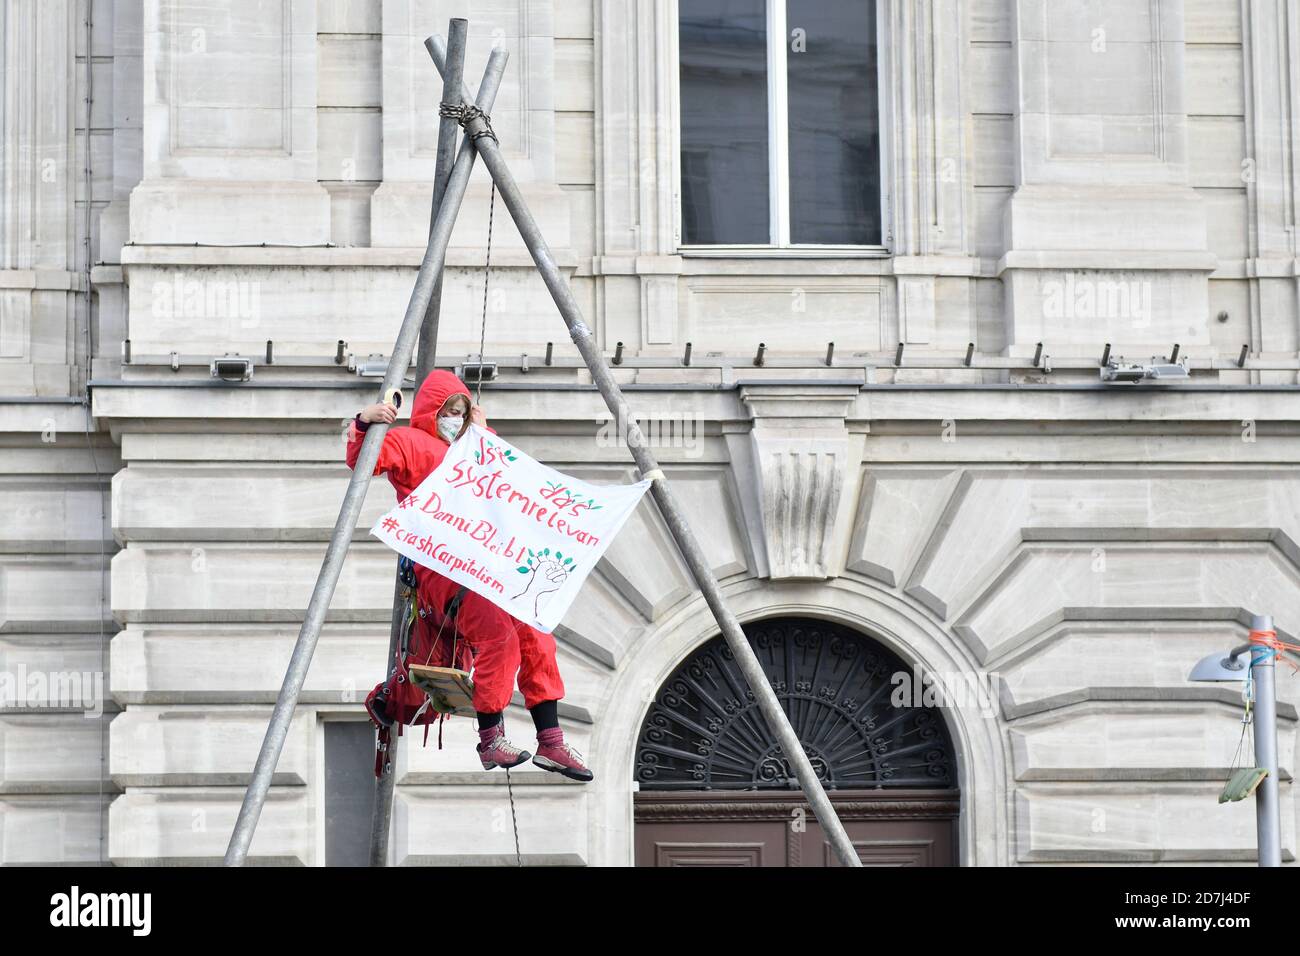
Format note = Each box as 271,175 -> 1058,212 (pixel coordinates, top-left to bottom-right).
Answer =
346,369 -> 592,781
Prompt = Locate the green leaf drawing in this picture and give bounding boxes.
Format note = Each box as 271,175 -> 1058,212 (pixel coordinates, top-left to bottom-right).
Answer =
516,566 -> 529,573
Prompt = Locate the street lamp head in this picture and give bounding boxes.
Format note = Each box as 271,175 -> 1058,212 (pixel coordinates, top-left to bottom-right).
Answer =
1188,650 -> 1250,682
1188,615 -> 1278,681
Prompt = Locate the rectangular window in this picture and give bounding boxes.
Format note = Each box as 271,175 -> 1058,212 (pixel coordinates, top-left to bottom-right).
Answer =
678,0 -> 883,249
324,721 -> 377,866
679,0 -> 772,245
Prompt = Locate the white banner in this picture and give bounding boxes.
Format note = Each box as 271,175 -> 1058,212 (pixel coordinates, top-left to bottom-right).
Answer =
369,424 -> 651,633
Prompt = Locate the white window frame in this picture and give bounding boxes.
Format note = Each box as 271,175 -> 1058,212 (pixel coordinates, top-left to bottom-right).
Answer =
674,0 -> 892,257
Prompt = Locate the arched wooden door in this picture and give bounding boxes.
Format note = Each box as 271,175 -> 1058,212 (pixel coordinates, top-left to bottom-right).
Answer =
633,618 -> 961,866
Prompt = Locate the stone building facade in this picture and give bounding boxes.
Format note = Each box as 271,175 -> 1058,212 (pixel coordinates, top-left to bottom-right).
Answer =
2,0 -> 1298,864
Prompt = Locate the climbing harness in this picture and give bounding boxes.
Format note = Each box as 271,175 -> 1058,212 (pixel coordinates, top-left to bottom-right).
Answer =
365,557 -> 423,777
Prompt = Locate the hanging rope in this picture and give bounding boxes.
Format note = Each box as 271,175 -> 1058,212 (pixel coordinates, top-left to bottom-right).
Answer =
475,183 -> 496,405
427,99 -> 514,859
425,590 -> 522,863
439,96 -> 498,404
503,728 -> 522,868
472,171 -> 513,864
1229,667 -> 1253,778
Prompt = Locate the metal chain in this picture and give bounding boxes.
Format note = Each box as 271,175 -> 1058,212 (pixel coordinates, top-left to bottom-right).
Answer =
438,97 -> 497,404
437,101 -> 498,143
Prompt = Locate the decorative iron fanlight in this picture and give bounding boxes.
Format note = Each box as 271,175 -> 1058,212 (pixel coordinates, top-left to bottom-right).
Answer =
635,618 -> 957,790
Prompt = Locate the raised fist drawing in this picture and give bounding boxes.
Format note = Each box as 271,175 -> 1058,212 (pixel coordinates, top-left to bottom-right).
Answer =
512,549 -> 574,617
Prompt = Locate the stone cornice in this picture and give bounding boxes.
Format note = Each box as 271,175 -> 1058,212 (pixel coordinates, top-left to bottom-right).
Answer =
83,379 -> 1300,427
739,383 -> 861,423
119,245 -> 577,269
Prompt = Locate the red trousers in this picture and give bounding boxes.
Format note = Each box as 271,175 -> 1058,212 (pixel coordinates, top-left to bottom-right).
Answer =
415,566 -> 564,714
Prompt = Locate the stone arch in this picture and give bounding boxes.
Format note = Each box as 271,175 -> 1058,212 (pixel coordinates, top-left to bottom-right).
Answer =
590,577 -> 1010,865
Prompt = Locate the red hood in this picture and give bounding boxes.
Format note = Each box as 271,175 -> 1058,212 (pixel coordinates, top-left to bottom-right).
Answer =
409,370 -> 471,436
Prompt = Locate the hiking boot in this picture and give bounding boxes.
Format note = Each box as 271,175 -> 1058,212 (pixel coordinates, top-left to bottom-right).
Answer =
533,739 -> 594,782
476,725 -> 531,771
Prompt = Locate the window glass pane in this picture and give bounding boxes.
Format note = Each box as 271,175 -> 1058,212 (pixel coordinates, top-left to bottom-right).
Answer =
786,0 -> 881,244
679,0 -> 770,244
325,721 -> 376,866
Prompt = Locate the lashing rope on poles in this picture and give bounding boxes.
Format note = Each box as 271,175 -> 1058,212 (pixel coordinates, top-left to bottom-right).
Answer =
1248,626 -> 1300,674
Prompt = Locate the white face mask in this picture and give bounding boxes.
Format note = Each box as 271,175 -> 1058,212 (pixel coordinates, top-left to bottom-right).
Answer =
437,415 -> 464,443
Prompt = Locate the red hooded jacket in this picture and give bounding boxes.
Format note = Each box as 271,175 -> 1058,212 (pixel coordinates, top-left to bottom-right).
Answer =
345,368 -> 491,500
346,369 -> 495,616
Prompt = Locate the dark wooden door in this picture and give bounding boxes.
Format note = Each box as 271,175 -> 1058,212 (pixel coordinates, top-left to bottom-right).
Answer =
634,789 -> 959,866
